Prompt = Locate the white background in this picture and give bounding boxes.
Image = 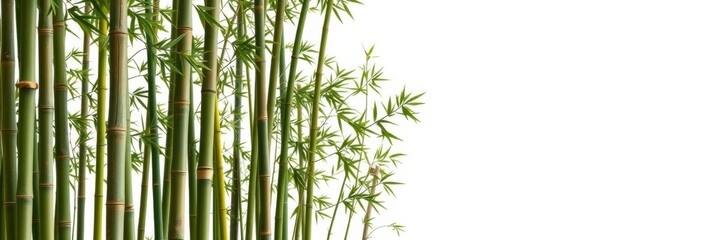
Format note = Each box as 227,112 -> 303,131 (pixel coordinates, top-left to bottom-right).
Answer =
347,0 -> 721,239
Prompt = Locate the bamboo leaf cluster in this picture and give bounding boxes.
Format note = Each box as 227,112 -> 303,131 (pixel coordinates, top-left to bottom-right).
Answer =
0,0 -> 423,239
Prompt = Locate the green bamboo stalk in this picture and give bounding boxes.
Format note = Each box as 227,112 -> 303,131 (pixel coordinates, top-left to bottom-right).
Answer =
38,0 -> 55,238
292,89 -> 304,240
167,0 -> 192,237
269,0 -> 289,237
0,17 -> 3,239
53,1 -> 71,239
266,0 -> 287,147
15,0 -> 38,238
124,105 -> 135,240
253,0 -> 273,239
213,101 -> 229,240
162,0 -> 180,235
33,131 -> 39,240
93,3 -> 109,239
76,3 -> 91,240
146,1 -> 164,239
279,43 -> 289,240
244,64 -> 257,240
303,2 -> 335,239
0,0 -> 16,238
325,173 -> 347,240
189,69 -> 198,240
137,134 -> 150,240
230,2 -> 245,238
106,0 -> 129,237
197,0 -> 220,237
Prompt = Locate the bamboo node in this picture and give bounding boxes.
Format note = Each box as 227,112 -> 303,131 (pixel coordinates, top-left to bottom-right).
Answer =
38,105 -> 55,109
171,170 -> 187,175
3,201 -> 16,206
16,81 -> 38,89
53,21 -> 66,27
201,89 -> 217,94
108,127 -> 127,132
16,195 -> 33,199
173,100 -> 190,106
38,28 -> 53,34
106,201 -> 125,206
109,30 -> 128,35
57,221 -> 72,227
197,167 -> 213,180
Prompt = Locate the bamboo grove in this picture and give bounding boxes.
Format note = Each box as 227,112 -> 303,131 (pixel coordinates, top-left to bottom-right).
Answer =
0,0 -> 423,239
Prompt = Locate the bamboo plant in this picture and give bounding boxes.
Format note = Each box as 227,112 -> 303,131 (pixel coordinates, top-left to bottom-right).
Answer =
1,0 -> 17,238
76,2 -> 92,240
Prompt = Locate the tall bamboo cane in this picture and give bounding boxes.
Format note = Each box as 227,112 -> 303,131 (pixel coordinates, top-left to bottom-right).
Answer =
38,0 -> 56,238
268,0 -> 288,238
0,0 -> 17,238
124,105 -> 135,240
167,0 -> 192,237
253,0 -> 273,239
137,132 -> 150,240
15,0 -> 38,238
146,1 -> 164,239
163,0 -> 180,235
52,1 -> 71,239
0,16 -> 3,238
213,101 -> 229,240
33,130 -> 39,239
304,1 -> 335,239
189,70 -> 198,239
286,0 -> 313,236
292,86 -> 304,240
76,2 -> 91,240
106,0 -> 129,238
230,3 -> 246,239
197,0 -> 220,238
93,3 -> 109,239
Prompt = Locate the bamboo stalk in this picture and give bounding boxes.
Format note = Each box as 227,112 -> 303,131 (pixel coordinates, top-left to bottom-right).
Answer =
124,105 -> 136,240
326,173 -> 347,240
253,0 -> 273,239
189,56 -> 198,240
93,3 -> 109,239
303,1 -> 334,239
33,132 -> 39,239
163,0 -> 180,235
167,0 -> 192,237
0,0 -> 17,238
287,1 -> 314,237
292,90 -> 304,240
213,101 -> 229,240
137,134 -> 150,240
230,3 -> 246,239
0,17 -> 3,238
106,0 -> 129,237
38,0 -> 55,238
15,0 -> 38,238
269,0 -> 289,236
244,66 -> 257,240
146,1 -> 164,239
53,1 -> 71,239
76,2 -> 91,240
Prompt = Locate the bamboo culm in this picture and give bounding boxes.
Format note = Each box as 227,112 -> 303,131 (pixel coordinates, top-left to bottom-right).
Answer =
38,0 -> 56,238
1,0 -> 17,238
53,1 -> 72,239
15,0 -> 38,238
167,0 -> 192,237
93,5 -> 109,239
304,1 -> 335,240
76,2 -> 91,240
106,0 -> 129,238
